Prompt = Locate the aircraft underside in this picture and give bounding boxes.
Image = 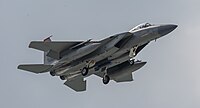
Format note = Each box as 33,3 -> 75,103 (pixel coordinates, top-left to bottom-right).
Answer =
18,23 -> 177,92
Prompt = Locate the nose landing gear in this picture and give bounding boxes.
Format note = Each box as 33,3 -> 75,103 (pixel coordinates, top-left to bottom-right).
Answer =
129,46 -> 138,65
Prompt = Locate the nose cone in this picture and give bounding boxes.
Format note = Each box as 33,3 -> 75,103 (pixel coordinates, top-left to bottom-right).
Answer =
158,24 -> 178,36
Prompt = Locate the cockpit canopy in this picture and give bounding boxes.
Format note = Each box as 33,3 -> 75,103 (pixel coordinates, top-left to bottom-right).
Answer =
129,23 -> 153,32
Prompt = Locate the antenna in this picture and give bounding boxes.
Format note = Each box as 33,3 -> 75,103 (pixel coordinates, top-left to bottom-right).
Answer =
43,35 -> 53,42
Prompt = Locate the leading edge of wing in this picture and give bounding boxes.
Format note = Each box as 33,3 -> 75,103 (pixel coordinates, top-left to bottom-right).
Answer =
29,41 -> 83,52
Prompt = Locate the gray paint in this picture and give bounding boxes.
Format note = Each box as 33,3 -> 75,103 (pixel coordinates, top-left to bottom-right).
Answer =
0,0 -> 199,108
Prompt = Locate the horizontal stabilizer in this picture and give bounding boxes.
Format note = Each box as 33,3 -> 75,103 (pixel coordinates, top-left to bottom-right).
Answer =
18,64 -> 53,74
64,78 -> 86,92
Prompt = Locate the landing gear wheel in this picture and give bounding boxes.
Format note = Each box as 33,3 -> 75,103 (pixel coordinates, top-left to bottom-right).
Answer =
103,75 -> 110,84
50,71 -> 56,76
81,67 -> 89,76
129,59 -> 135,65
60,76 -> 66,80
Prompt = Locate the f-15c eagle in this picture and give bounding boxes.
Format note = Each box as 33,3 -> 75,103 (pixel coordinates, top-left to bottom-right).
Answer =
18,23 -> 177,92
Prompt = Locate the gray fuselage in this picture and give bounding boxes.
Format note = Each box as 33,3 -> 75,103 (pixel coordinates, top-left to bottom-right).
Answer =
53,24 -> 177,78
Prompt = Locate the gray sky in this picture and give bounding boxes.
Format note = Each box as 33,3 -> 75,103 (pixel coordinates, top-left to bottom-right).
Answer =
0,0 -> 200,108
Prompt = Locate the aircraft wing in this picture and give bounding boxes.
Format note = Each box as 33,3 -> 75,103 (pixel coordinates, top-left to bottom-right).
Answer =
29,32 -> 132,60
95,60 -> 146,83
29,41 -> 82,52
95,72 -> 133,83
64,77 -> 86,92
112,73 -> 133,82
29,39 -> 100,59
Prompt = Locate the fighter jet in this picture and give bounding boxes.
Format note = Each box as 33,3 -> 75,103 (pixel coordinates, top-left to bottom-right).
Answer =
18,23 -> 177,92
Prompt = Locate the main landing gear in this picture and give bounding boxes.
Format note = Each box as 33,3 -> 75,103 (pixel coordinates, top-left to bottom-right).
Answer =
50,71 -> 56,76
81,67 -> 89,76
81,66 -> 110,84
81,60 -> 96,76
80,60 -> 111,84
102,74 -> 110,84
101,67 -> 110,84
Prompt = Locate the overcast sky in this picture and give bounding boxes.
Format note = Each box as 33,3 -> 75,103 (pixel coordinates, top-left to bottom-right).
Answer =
0,0 -> 200,108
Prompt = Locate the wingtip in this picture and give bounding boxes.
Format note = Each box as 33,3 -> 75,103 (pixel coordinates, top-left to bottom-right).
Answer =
17,65 -> 22,69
